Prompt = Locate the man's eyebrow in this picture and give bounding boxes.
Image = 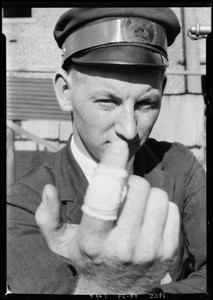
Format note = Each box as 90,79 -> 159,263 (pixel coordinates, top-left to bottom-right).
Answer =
87,90 -> 121,101
139,89 -> 161,100
87,88 -> 160,101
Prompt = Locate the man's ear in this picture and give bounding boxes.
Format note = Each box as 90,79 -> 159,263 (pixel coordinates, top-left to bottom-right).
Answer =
53,69 -> 73,112
162,75 -> 167,94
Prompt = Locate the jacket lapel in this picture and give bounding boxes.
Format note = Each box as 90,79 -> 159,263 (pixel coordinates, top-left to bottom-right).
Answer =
54,136 -> 89,224
134,140 -> 176,202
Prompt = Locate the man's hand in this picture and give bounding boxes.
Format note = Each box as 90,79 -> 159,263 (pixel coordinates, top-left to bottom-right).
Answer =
35,140 -> 180,294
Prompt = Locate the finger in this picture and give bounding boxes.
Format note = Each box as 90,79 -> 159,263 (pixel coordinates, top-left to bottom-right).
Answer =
35,184 -> 79,258
116,175 -> 150,243
104,176 -> 150,262
79,141 -> 129,253
158,202 -> 180,260
35,184 -> 62,228
35,184 -> 67,242
82,140 -> 129,221
133,188 -> 169,263
101,140 -> 129,169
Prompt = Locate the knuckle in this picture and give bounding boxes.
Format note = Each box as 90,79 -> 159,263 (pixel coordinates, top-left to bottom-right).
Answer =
112,239 -> 133,263
148,188 -> 169,213
134,233 -> 163,264
158,244 -> 177,261
169,201 -> 179,215
128,175 -> 150,192
133,246 -> 156,264
150,187 -> 169,202
129,175 -> 150,187
79,238 -> 101,259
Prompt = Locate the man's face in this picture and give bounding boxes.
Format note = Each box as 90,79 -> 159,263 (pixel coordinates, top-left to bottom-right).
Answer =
68,65 -> 166,163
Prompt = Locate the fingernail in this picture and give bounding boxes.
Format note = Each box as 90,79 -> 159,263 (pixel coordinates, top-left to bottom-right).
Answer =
111,140 -> 128,153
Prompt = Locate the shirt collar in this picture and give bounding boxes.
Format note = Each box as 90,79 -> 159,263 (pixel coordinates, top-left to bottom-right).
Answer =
71,135 -> 97,184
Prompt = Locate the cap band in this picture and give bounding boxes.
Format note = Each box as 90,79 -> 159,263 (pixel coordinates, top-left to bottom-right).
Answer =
62,17 -> 168,64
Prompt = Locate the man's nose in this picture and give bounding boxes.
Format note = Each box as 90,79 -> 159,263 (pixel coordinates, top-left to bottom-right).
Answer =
114,107 -> 138,141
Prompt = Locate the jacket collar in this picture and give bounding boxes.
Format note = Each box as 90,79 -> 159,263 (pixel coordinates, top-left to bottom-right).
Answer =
54,137 -> 175,204
54,135 -> 88,202
134,140 -> 176,201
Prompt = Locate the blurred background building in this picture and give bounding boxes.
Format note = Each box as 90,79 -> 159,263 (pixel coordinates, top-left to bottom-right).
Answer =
2,6 -> 211,187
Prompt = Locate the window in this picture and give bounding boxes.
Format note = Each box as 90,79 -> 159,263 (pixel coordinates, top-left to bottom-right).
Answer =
3,7 -> 32,18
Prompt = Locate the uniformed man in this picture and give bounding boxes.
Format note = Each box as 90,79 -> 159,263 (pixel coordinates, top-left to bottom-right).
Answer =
7,8 -> 206,294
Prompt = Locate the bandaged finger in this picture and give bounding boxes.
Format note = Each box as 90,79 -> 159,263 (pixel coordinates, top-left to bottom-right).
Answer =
81,164 -> 128,221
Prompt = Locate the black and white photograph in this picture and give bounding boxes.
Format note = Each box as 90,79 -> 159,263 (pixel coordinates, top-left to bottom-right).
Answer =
2,4 -> 212,297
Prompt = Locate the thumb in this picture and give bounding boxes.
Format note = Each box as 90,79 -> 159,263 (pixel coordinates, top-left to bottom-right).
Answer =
35,184 -> 63,233
36,184 -> 79,259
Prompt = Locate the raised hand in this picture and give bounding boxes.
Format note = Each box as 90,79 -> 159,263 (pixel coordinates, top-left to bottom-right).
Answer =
35,140 -> 180,294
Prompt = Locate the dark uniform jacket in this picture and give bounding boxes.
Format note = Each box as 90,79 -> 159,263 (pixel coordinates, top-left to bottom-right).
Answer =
7,137 -> 206,294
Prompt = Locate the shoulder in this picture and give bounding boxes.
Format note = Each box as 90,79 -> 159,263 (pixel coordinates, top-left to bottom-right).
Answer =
7,143 -> 70,208
8,143 -> 70,198
165,140 -> 195,165
11,162 -> 55,195
7,163 -> 55,214
145,138 -> 198,175
147,138 -> 193,157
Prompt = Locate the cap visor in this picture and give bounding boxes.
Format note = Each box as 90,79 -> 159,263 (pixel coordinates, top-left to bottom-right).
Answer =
67,45 -> 168,68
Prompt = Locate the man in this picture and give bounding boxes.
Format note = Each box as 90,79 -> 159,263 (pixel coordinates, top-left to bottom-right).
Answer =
7,8 -> 206,294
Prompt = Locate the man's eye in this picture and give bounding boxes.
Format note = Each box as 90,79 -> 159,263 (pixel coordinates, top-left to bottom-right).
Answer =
135,100 -> 159,110
96,99 -> 118,108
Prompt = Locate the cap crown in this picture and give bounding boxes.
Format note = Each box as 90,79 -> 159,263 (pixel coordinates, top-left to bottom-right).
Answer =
54,7 -> 180,48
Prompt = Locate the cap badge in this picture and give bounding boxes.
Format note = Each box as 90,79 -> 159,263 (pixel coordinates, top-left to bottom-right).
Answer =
62,47 -> 66,57
120,18 -> 157,45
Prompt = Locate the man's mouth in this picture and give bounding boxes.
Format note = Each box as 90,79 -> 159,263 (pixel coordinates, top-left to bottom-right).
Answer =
106,139 -> 140,150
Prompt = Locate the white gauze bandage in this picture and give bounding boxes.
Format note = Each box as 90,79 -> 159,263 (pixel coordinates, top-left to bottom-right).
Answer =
81,164 -> 128,221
